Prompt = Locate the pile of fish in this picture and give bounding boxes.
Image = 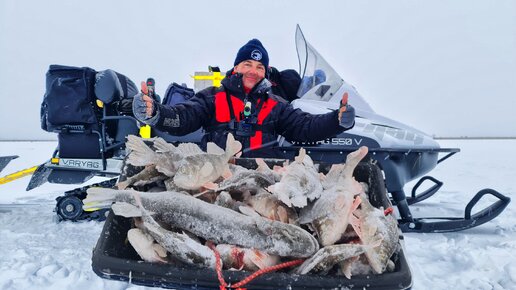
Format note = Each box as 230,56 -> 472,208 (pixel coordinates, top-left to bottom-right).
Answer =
84,133 -> 400,278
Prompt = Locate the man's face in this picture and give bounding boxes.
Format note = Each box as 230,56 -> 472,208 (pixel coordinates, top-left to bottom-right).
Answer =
234,60 -> 266,91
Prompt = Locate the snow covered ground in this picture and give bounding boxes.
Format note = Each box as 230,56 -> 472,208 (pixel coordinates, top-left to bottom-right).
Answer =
0,139 -> 515,290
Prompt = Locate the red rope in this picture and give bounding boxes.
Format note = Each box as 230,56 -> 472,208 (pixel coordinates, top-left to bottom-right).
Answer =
231,259 -> 304,288
207,241 -> 228,289
207,241 -> 304,290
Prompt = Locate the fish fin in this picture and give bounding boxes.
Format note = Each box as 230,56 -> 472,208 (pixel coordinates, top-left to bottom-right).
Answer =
127,228 -> 168,263
248,250 -> 274,270
177,142 -> 204,156
152,243 -> 168,258
126,135 -> 157,166
225,133 -> 242,159
277,206 -> 289,223
131,190 -> 145,208
255,158 -> 269,171
369,238 -> 382,248
351,195 -> 362,212
239,206 -> 261,218
272,165 -> 286,175
302,151 -> 315,167
111,202 -> 141,217
350,214 -> 363,240
116,180 -> 129,190
339,256 -> 359,279
207,142 -> 225,155
153,137 -> 177,153
275,188 -> 293,208
294,148 -> 306,163
202,182 -> 218,190
222,166 -> 232,179
348,196 -> 364,236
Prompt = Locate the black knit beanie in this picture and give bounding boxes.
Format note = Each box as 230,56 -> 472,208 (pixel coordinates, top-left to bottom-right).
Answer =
233,39 -> 269,68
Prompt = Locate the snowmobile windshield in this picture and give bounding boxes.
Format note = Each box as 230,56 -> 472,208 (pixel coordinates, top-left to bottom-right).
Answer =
295,25 -> 344,101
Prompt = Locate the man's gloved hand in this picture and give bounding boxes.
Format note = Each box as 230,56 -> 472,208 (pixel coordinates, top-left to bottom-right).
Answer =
132,81 -> 159,125
338,92 -> 355,129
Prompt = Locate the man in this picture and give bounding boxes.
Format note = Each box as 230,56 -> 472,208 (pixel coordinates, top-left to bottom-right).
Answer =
133,39 -> 355,158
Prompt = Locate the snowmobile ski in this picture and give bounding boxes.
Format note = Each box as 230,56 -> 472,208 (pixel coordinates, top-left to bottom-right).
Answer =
398,188 -> 511,233
0,155 -> 18,174
25,163 -> 52,190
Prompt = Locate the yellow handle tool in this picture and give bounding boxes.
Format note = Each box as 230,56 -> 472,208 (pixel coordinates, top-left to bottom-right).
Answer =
192,71 -> 225,87
0,166 -> 38,185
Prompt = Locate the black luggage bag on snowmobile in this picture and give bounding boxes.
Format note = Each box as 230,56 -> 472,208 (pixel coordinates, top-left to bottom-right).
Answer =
91,160 -> 412,290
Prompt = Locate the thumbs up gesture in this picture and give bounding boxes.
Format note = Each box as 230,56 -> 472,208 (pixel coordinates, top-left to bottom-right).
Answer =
132,81 -> 157,124
338,92 -> 355,129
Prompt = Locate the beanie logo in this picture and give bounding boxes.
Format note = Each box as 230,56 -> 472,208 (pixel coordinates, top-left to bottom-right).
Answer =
250,49 -> 262,61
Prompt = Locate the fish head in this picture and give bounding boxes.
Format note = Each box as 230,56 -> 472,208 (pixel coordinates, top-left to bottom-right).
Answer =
174,156 -> 222,189
174,160 -> 202,189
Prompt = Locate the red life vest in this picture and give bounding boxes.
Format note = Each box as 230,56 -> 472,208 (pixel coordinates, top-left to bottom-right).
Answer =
214,91 -> 278,150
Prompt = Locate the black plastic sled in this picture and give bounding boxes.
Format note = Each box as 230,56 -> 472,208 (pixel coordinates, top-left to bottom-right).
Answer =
91,161 -> 412,290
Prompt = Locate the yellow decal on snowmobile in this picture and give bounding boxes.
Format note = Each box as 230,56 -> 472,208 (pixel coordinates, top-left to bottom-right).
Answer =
192,71 -> 225,87
140,125 -> 151,138
84,207 -> 102,212
0,166 -> 37,185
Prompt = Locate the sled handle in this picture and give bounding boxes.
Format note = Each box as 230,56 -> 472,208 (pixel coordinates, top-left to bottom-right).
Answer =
464,188 -> 511,220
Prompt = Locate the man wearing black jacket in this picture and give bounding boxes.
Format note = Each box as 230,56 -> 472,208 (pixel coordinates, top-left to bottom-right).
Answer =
132,39 -> 355,158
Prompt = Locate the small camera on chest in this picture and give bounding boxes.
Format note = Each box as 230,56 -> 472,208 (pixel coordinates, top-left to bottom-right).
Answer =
234,101 -> 256,137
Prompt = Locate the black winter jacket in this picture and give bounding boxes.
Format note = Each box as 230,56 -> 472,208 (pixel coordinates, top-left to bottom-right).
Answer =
153,73 -> 348,158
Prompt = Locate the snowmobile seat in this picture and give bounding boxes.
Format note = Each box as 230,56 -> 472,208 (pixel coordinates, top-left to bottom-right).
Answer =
94,69 -> 139,147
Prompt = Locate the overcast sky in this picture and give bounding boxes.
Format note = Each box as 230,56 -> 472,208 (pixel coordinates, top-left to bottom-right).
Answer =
1,0 -> 515,140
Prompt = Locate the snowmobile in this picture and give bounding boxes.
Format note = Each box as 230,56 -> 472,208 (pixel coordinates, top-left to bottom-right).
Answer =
8,25 -> 507,233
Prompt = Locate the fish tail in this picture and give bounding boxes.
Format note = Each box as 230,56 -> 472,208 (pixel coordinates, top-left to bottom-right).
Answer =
126,135 -> 157,166
225,133 -> 242,159
111,202 -> 141,217
116,180 -> 129,190
294,148 -> 306,163
83,187 -> 121,210
343,146 -> 369,176
248,249 -> 275,269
